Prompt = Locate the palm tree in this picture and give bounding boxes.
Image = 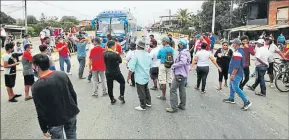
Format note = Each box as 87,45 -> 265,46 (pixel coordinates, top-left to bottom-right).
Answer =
176,9 -> 191,28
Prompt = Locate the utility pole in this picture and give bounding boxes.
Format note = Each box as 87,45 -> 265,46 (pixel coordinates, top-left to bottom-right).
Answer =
212,0 -> 216,33
230,0 -> 233,26
169,9 -> 172,27
24,0 -> 28,34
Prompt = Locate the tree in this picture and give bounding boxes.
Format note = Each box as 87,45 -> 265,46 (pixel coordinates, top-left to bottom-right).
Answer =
176,9 -> 191,28
60,16 -> 79,25
27,15 -> 38,24
0,12 -> 16,24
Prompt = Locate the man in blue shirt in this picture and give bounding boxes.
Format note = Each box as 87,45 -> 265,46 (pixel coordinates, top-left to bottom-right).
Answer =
156,37 -> 174,100
277,32 -> 286,45
223,39 -> 252,111
127,40 -> 152,111
209,32 -> 216,52
75,35 -> 88,79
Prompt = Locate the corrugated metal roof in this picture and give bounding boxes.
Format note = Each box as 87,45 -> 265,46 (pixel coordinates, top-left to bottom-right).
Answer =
226,24 -> 289,32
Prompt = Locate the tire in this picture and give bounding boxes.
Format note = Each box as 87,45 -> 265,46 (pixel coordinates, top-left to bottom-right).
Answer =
275,72 -> 289,92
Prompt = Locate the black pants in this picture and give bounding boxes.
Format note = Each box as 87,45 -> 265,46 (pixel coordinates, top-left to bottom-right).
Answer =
131,72 -> 135,86
196,66 -> 209,91
1,36 -> 6,48
239,67 -> 250,89
252,66 -> 267,95
218,67 -> 228,82
106,73 -> 125,100
136,83 -> 151,109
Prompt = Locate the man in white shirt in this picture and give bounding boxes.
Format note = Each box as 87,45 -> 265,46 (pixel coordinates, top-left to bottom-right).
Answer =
149,39 -> 160,90
1,24 -> 7,48
247,39 -> 270,97
126,42 -> 136,87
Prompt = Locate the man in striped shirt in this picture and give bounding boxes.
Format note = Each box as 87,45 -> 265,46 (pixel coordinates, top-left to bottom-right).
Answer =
223,39 -> 252,111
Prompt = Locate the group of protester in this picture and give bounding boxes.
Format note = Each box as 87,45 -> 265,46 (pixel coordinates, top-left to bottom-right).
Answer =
2,28 -> 289,139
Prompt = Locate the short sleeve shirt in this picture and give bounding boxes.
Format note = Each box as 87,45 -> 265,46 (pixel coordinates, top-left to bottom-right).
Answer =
2,53 -> 16,75
266,44 -> 280,63
195,50 -> 212,66
22,51 -> 33,75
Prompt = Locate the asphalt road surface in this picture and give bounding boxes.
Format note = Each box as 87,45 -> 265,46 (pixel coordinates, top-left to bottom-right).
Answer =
1,32 -> 288,139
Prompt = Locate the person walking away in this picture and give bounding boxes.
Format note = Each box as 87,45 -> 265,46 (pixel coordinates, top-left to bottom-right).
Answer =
22,44 -> 34,101
192,43 -> 221,94
264,37 -> 285,88
239,35 -> 255,90
214,41 -> 233,90
23,34 -> 31,47
56,36 -> 72,75
247,39 -> 270,97
13,42 -> 24,62
168,34 -> 175,48
126,42 -> 137,87
127,40 -> 152,111
88,38 -> 107,97
149,39 -> 160,90
2,43 -> 22,102
157,37 -> 174,100
75,35 -> 89,79
39,45 -> 56,70
277,33 -> 286,49
188,35 -> 195,63
223,39 -> 252,111
210,32 -> 216,53
166,39 -> 191,113
1,24 -> 7,48
31,54 -> 80,139
43,37 -> 53,56
103,41 -> 126,104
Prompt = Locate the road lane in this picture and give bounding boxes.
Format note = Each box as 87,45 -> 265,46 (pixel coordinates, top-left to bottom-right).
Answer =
1,32 -> 288,139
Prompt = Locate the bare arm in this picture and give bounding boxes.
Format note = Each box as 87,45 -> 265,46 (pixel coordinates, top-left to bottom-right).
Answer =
3,61 -> 19,68
210,56 -> 222,71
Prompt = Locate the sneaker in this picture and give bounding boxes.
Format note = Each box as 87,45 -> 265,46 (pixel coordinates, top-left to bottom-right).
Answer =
67,72 -> 72,75
241,101 -> 252,110
223,98 -> 236,104
269,83 -> 275,88
246,85 -> 255,91
166,108 -> 178,113
135,106 -> 146,111
91,92 -> 98,97
146,104 -> 152,107
157,95 -> 166,100
150,87 -> 158,90
111,98 -> 117,104
118,96 -> 125,104
178,105 -> 185,110
255,92 -> 266,97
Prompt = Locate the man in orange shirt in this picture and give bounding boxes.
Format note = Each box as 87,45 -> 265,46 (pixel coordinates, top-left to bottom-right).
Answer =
113,38 -> 122,55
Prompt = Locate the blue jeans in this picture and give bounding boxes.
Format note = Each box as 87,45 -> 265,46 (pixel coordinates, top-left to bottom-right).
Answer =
50,66 -> 56,71
59,57 -> 71,73
229,75 -> 249,102
49,116 -> 77,139
252,66 -> 267,94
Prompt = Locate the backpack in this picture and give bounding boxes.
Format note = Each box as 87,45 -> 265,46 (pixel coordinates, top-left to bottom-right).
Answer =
164,48 -> 174,68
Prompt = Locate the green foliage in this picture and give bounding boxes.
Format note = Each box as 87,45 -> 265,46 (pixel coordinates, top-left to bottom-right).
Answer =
0,12 -> 16,24
27,15 -> 38,24
60,16 -> 79,25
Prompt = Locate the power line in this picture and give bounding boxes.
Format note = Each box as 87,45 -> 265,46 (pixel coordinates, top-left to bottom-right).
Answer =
6,7 -> 24,14
38,1 -> 91,18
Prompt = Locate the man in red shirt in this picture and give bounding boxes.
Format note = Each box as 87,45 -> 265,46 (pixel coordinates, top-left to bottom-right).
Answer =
88,37 -> 107,97
56,36 -> 71,75
113,38 -> 122,55
22,43 -> 34,101
203,33 -> 211,51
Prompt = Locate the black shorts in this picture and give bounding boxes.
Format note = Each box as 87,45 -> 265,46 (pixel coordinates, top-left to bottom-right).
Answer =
5,74 -> 16,88
150,67 -> 159,80
24,75 -> 35,86
267,62 -> 274,75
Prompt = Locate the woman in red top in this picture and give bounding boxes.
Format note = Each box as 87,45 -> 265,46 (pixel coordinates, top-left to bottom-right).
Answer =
113,38 -> 122,55
56,36 -> 72,74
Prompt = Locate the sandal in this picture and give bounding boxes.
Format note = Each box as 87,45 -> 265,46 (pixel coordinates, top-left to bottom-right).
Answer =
216,87 -> 222,91
25,96 -> 33,101
201,90 -> 207,94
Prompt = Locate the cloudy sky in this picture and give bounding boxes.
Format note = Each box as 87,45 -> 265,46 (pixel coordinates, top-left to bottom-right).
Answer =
1,1 -> 204,26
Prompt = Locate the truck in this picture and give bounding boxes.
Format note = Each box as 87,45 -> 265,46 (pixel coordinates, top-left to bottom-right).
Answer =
91,10 -> 137,51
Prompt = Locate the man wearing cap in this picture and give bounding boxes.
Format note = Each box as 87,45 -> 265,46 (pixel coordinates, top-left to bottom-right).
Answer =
156,37 -> 174,100
22,43 -> 34,101
103,40 -> 126,104
247,39 -> 270,97
56,36 -> 72,75
223,39 -> 252,111
88,37 -> 107,97
166,38 -> 191,113
42,37 -> 52,56
127,40 -> 152,111
239,35 -> 255,90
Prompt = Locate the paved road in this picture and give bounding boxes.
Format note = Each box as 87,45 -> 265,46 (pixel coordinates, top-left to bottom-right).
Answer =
1,32 -> 288,139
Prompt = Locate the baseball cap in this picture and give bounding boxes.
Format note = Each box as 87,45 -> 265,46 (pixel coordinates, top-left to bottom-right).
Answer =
162,37 -> 170,43
179,38 -> 187,46
137,40 -> 146,48
195,34 -> 201,38
256,39 -> 265,44
92,37 -> 101,44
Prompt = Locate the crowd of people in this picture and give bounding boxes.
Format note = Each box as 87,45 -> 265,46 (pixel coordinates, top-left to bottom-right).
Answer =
2,28 -> 289,139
